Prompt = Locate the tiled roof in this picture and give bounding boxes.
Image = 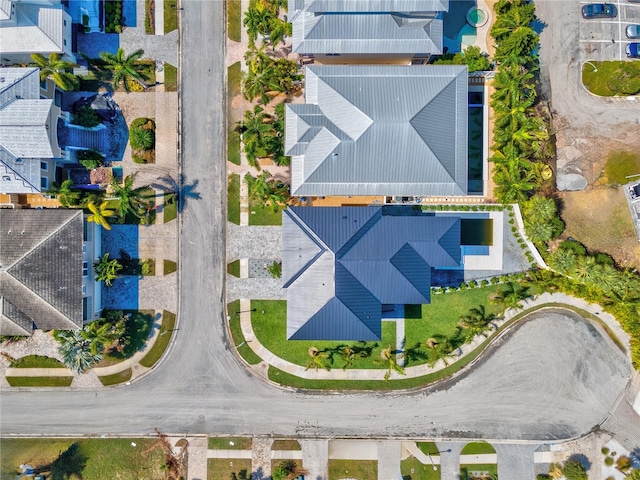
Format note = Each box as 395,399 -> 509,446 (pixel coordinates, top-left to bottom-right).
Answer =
0,99 -> 55,158
0,0 -> 12,21
286,65 -> 468,197
0,209 -> 84,334
282,206 -> 461,341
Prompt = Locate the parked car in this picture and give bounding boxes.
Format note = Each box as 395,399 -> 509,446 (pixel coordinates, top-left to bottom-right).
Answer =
626,24 -> 640,39
626,42 -> 640,57
582,3 -> 617,18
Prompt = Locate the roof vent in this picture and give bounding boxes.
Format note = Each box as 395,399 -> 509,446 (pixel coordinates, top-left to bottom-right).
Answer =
0,77 -> 5,83
20,230 -> 25,235
2,176 -> 10,181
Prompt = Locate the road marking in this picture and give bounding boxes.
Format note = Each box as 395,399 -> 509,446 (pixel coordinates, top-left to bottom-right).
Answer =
579,38 -> 636,42
618,0 -> 623,58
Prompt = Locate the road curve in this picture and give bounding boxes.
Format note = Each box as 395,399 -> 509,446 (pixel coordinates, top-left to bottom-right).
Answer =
0,0 -> 631,441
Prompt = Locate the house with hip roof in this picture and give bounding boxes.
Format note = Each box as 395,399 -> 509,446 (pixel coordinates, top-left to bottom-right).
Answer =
0,0 -> 75,65
285,65 -> 468,198
288,0 -> 448,64
0,67 -> 68,195
0,208 -> 102,335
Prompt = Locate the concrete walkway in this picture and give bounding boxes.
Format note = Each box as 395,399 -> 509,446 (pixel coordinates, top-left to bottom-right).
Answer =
237,292 -> 631,381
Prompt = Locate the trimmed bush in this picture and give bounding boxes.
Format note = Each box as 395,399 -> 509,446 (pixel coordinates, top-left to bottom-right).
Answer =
604,456 -> 614,466
71,105 -> 100,128
130,128 -> 154,150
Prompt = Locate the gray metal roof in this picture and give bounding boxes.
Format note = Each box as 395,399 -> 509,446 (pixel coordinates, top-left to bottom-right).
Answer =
286,65 -> 468,196
0,68 -> 55,194
0,209 -> 84,334
0,2 -> 67,55
0,0 -> 12,21
292,12 -> 443,55
290,0 -> 449,14
283,206 -> 461,341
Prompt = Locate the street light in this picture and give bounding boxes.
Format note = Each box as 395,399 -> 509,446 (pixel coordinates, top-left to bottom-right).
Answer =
584,61 -> 598,73
235,308 -> 257,315
426,449 -> 451,471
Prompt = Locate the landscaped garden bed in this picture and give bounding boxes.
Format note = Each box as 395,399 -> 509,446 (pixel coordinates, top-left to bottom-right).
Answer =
129,117 -> 156,164
582,60 -> 640,96
104,0 -> 125,33
145,0 -> 155,34
9,355 -> 65,368
97,310 -> 156,366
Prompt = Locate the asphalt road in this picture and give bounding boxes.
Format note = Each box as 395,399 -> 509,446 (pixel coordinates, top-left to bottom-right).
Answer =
536,0 -> 640,129
0,0 -> 633,443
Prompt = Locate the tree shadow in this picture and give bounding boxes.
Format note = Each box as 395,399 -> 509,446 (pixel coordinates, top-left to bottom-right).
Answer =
47,442 -> 87,480
150,174 -> 201,213
567,453 -> 591,471
403,342 -> 428,367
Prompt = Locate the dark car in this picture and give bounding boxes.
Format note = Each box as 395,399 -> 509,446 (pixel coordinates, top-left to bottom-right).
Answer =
582,3 -> 617,18
626,42 -> 640,57
627,24 -> 640,39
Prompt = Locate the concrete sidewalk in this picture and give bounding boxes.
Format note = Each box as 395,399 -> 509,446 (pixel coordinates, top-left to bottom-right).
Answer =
237,292 -> 630,381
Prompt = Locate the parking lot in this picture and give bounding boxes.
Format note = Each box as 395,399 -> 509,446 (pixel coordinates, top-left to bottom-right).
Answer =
579,0 -> 640,60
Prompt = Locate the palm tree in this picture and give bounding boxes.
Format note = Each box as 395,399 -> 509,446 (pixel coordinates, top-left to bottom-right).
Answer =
54,330 -> 102,373
268,17 -> 292,47
523,195 -> 557,222
31,53 -> 79,91
493,159 -> 539,203
458,305 -> 496,340
81,320 -> 124,355
110,174 -> 151,219
243,4 -> 271,45
243,68 -> 281,104
238,105 -> 274,165
94,253 -> 123,286
379,346 -> 405,380
489,282 -> 530,311
305,347 -> 329,371
424,335 -> 454,367
48,179 -> 82,207
547,248 -> 578,274
244,172 -> 288,212
272,460 -> 309,480
86,201 -> 116,230
570,255 -> 598,285
99,48 -> 149,91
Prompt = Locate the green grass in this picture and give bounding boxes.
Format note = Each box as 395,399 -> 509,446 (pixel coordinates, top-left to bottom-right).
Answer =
227,259 -> 241,277
228,128 -> 241,165
208,458 -> 252,480
5,376 -> 73,387
417,442 -> 440,455
208,437 -> 253,450
328,460 -> 377,480
164,0 -> 178,33
460,464 -> 498,479
248,198 -> 283,226
9,355 -> 65,368
271,439 -> 301,450
139,310 -> 176,368
98,368 -> 132,386
164,259 -> 177,275
251,300 -> 398,370
461,442 -> 496,455
227,0 -> 242,42
0,438 -> 165,480
603,150 -> 640,185
228,62 -> 242,98
145,0 -> 154,33
164,63 -> 178,91
228,301 -> 263,365
582,60 -> 640,96
266,302 -> 577,390
228,173 -> 241,224
164,192 -> 178,222
401,456 -> 441,480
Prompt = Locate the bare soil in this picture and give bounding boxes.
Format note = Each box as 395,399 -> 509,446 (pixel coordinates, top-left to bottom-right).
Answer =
558,186 -> 640,268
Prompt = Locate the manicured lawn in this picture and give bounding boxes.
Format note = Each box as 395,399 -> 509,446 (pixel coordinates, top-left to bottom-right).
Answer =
9,355 -> 65,368
164,259 -> 177,275
401,456 -> 441,480
164,63 -> 178,91
164,0 -> 178,33
228,62 -> 242,99
0,438 -> 165,480
208,458 -> 252,480
227,62 -> 242,166
164,192 -> 178,222
227,0 -> 241,41
227,259 -> 241,277
228,301 -> 263,365
460,464 -> 498,479
98,368 -> 132,386
271,439 -> 301,450
248,199 -> 282,226
328,460 -> 377,480
417,442 -> 440,455
228,128 -> 241,165
139,310 -> 176,368
251,300 -> 398,369
461,442 -> 496,455
5,376 -> 73,387
582,60 -> 640,96
603,150 -> 640,185
208,437 -> 253,450
228,173 -> 241,224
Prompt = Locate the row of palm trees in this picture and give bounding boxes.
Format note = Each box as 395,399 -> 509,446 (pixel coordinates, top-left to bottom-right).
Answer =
243,0 -> 290,48
31,48 -> 150,92
49,173 -> 154,229
237,103 -> 287,168
242,44 -> 302,105
244,171 -> 289,212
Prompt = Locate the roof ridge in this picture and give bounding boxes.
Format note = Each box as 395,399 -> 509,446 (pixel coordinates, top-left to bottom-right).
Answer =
0,153 -> 41,192
4,209 -> 82,271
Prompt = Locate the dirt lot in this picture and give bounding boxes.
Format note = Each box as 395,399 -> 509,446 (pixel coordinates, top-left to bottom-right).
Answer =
558,186 -> 640,268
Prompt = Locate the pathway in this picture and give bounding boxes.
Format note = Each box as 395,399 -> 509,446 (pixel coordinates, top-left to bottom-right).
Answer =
236,292 -> 632,380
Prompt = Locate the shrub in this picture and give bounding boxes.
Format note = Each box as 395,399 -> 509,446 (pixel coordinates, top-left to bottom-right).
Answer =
130,127 -> 154,150
616,456 -> 631,471
536,475 -> 551,480
601,447 -> 610,455
563,459 -> 588,480
558,240 -> 587,255
604,456 -> 614,466
595,252 -> 615,266
71,105 -> 100,128
267,261 -> 282,279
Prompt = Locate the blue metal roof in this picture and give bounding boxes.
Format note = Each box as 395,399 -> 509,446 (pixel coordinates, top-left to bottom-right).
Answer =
283,206 -> 462,341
